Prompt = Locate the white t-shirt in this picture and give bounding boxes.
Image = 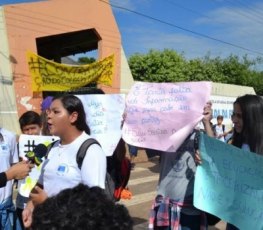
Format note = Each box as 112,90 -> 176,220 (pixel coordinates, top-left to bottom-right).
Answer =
215,125 -> 225,142
39,132 -> 106,197
0,128 -> 19,201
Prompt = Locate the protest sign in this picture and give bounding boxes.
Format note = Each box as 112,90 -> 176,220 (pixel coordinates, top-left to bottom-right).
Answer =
194,133 -> 263,229
77,94 -> 125,156
19,134 -> 59,159
122,81 -> 211,152
18,134 -> 59,197
27,51 -> 114,92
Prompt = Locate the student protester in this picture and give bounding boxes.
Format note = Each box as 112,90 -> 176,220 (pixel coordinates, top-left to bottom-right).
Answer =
226,94 -> 263,230
31,183 -> 133,230
0,127 -> 21,229
0,162 -> 32,188
149,102 -> 214,230
16,111 -> 42,229
40,96 -> 53,136
22,95 -> 106,228
196,94 -> 263,230
19,111 -> 42,136
213,115 -> 226,142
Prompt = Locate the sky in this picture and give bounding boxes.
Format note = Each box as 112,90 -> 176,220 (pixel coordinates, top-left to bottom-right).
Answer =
109,0 -> 263,64
2,0 -> 263,66
0,0 -> 44,5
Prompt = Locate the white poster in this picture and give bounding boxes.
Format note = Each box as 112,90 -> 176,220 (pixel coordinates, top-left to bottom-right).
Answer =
77,94 -> 125,156
18,134 -> 59,197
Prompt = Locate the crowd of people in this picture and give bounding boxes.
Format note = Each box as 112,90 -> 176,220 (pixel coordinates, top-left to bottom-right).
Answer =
0,92 -> 262,230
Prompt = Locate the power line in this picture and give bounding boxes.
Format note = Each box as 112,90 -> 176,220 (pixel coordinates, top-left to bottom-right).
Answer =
102,0 -> 263,56
225,0 -> 263,22
211,0 -> 263,26
164,0 -> 213,20
162,0 -> 244,33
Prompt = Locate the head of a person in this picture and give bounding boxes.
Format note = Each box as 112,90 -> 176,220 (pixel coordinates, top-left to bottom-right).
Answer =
41,96 -> 54,136
19,111 -> 42,135
31,184 -> 133,230
231,94 -> 263,154
216,115 -> 223,125
47,95 -> 90,137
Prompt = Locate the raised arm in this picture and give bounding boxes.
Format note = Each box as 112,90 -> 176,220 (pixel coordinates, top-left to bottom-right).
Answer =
202,102 -> 214,138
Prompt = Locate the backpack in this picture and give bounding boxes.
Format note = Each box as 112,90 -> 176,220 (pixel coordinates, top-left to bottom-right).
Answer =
47,138 -> 131,202
212,124 -> 225,135
103,138 -> 132,201
76,138 -> 116,201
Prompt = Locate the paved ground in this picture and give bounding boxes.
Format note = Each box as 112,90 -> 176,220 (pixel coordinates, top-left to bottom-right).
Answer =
120,151 -> 226,230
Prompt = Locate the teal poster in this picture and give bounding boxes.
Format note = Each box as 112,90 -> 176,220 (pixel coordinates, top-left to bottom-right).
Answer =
194,133 -> 263,230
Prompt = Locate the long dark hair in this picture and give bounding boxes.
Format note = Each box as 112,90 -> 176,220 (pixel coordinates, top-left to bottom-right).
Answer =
232,94 -> 263,155
53,95 -> 90,135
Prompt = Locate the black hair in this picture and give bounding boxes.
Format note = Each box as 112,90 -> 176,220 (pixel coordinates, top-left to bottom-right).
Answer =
19,111 -> 41,130
217,115 -> 223,120
31,184 -> 133,230
53,95 -> 90,135
232,94 -> 263,155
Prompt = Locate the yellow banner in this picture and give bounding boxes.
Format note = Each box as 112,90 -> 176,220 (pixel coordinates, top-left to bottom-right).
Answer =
27,51 -> 114,92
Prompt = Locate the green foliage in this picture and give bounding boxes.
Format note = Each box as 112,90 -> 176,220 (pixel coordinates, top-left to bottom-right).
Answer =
128,49 -> 263,95
77,57 -> 96,64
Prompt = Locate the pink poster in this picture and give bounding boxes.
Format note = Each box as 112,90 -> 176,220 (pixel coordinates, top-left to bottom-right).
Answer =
122,81 -> 212,152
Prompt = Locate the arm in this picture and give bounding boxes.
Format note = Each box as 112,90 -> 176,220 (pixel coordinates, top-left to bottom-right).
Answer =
23,199 -> 34,228
81,144 -> 106,189
23,184 -> 47,228
23,159 -> 48,228
202,102 -> 214,138
0,172 -> 7,188
0,161 -> 33,188
195,102 -> 214,164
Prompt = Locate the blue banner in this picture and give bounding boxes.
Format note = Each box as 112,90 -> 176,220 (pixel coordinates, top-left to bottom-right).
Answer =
194,133 -> 263,229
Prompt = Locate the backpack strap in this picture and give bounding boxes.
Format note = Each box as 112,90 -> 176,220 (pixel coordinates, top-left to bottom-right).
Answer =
76,138 -> 100,169
45,140 -> 59,159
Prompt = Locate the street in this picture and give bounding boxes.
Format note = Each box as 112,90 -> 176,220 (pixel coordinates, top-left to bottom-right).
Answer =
120,156 -> 226,230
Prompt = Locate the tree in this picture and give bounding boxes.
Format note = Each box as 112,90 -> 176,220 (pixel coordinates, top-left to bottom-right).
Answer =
128,49 -> 263,95
128,49 -> 188,82
77,57 -> 96,65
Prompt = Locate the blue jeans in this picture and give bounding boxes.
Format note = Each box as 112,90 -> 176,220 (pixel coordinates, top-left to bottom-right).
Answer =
0,196 -> 22,230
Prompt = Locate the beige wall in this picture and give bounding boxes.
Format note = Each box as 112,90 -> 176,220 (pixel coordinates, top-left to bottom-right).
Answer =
3,0 -> 121,118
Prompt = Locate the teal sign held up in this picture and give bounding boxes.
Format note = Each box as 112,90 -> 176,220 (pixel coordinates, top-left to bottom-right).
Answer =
194,133 -> 263,230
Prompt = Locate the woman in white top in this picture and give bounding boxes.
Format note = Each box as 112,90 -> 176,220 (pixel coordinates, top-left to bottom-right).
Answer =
22,94 -> 106,228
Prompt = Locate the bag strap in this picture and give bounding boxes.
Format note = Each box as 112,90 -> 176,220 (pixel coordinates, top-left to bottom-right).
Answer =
45,140 -> 59,159
76,138 -> 100,169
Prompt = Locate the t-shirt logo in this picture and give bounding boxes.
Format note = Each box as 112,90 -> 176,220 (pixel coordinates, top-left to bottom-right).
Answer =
173,158 -> 185,172
0,143 -> 9,152
56,164 -> 68,176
